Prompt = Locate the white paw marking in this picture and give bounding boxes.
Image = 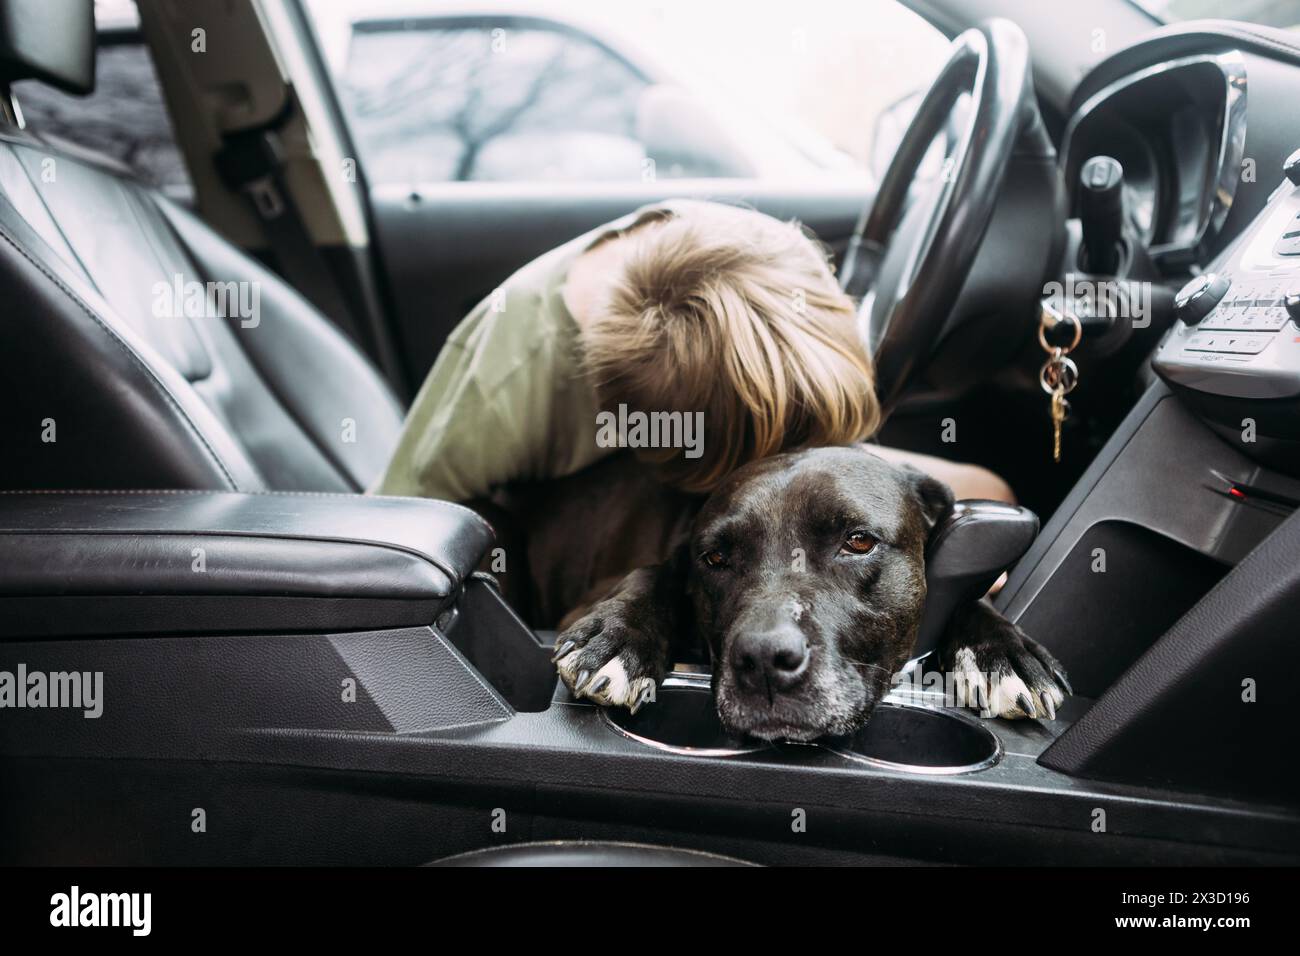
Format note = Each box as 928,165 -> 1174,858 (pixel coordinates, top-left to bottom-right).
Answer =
554,648 -> 581,682
952,647 -> 988,711
586,657 -> 630,705
555,649 -> 655,711
987,671 -> 1036,719
950,647 -> 1068,720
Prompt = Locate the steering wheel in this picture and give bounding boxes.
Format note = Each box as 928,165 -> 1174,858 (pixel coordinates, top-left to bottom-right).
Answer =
841,19 -> 1036,413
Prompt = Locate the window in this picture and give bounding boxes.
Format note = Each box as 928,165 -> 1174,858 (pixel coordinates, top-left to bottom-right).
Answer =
13,6 -> 193,202
341,22 -> 652,183
304,0 -> 948,186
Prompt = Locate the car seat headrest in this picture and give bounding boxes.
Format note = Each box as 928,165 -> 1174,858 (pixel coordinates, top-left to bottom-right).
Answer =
0,0 -> 95,97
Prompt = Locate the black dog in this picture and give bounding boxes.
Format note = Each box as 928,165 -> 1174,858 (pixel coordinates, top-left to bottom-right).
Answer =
550,446 -> 1070,741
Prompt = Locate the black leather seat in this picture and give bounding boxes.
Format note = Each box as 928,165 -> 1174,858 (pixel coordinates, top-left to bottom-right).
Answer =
0,0 -> 404,493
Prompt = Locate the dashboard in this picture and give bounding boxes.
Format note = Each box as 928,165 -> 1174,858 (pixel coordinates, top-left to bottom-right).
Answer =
1154,178 -> 1300,401
1061,51 -> 1246,268
1060,32 -> 1300,468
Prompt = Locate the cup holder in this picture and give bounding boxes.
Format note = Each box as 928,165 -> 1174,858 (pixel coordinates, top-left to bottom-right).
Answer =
601,674 -> 1001,773
822,701 -> 1002,774
601,675 -> 766,756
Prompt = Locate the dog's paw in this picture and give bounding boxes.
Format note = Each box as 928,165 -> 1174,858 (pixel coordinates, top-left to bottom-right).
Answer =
946,619 -> 1072,721
552,607 -> 666,711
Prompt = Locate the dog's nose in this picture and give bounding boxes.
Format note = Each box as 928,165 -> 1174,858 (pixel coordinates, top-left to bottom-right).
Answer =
730,626 -> 810,692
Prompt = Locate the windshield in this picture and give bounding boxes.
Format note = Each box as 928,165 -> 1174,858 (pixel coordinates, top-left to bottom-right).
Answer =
1133,0 -> 1300,28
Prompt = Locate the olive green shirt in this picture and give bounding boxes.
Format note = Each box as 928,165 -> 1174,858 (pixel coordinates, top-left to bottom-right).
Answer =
372,202 -> 683,502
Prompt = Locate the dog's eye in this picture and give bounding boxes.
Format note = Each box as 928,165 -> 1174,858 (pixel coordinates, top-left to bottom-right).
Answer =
702,549 -> 728,569
842,531 -> 877,555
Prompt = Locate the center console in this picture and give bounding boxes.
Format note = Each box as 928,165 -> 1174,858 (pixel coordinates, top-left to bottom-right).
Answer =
1,484 -> 1296,866
992,163 -> 1300,811
1152,157 -> 1300,466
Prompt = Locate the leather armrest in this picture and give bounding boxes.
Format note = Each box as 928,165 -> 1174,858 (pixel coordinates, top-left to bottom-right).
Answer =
913,500 -> 1039,657
0,490 -> 494,637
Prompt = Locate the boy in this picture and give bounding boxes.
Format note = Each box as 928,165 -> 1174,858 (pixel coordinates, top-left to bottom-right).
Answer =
374,199 -> 1010,507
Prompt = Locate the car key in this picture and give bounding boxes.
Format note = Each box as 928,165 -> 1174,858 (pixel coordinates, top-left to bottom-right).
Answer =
1038,303 -> 1081,463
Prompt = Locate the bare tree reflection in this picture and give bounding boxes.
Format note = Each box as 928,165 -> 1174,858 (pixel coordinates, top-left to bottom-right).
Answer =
343,25 -> 645,182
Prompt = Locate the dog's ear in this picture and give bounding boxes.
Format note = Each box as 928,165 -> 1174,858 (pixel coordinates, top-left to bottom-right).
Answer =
897,464 -> 955,531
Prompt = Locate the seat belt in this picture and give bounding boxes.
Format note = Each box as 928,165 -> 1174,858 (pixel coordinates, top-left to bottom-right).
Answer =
213,117 -> 370,350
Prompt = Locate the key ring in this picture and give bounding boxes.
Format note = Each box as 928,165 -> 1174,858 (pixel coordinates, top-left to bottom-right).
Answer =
1038,302 -> 1082,354
1039,355 -> 1079,394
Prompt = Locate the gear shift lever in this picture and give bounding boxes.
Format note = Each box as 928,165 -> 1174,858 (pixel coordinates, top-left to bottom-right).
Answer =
1078,155 -> 1125,274
913,501 -> 1039,657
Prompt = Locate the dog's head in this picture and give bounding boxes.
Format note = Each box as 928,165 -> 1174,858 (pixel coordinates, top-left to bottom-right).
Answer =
687,446 -> 953,741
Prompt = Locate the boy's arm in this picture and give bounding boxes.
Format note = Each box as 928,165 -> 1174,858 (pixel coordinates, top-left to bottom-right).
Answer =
372,283 -> 566,501
370,338 -> 522,502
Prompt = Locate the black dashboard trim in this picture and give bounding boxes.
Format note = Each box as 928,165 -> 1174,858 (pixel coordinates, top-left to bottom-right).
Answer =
1061,50 -> 1246,265
1070,18 -> 1300,114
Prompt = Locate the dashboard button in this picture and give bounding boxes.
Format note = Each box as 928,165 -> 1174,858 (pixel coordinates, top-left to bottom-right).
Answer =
1201,309 -> 1251,330
1246,312 -> 1291,331
1186,332 -> 1274,355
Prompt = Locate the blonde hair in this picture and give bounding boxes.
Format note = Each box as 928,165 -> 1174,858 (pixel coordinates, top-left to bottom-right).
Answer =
579,203 -> 880,494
